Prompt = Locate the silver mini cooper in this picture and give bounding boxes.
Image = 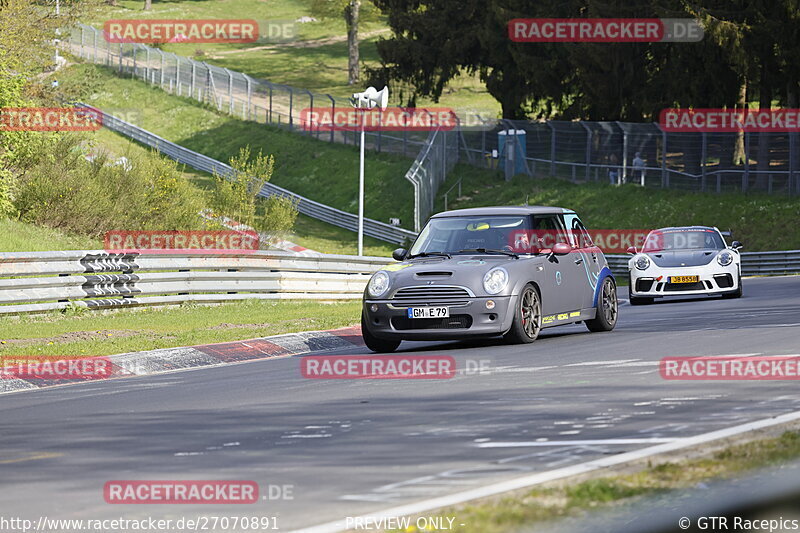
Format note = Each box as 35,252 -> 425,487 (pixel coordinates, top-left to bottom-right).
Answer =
361,206 -> 618,352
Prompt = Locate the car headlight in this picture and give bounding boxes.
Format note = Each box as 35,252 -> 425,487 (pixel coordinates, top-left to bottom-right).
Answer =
367,271 -> 390,298
483,267 -> 508,295
717,251 -> 733,266
634,255 -> 651,270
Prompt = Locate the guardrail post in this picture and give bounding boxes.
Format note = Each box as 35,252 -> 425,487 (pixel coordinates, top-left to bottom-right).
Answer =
118,43 -> 123,72
93,27 -> 98,63
132,45 -> 137,77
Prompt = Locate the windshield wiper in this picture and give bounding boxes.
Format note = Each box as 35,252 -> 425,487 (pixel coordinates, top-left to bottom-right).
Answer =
458,248 -> 519,259
408,251 -> 452,259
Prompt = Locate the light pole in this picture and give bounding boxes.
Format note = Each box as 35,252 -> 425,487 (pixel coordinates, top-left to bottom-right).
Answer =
350,86 -> 388,256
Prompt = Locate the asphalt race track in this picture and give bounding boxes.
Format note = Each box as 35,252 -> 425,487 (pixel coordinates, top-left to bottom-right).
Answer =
1,276 -> 799,531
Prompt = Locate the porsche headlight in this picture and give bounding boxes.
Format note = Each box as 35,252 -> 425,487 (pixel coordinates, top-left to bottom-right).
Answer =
634,255 -> 651,270
483,267 -> 508,295
717,251 -> 733,266
367,271 -> 390,298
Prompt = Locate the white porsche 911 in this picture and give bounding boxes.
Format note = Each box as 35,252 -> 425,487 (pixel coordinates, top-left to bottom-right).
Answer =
627,226 -> 743,305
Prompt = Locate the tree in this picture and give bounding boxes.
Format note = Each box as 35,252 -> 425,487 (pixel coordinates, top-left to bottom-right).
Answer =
310,0 -> 381,85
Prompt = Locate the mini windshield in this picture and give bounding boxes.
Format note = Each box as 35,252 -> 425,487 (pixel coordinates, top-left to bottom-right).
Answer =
409,216 -> 533,256
643,229 -> 725,252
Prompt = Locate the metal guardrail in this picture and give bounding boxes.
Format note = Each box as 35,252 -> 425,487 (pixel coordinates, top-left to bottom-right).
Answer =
0,250 -> 392,315
1,248 -> 796,315
80,105 -> 418,245
605,250 -> 800,278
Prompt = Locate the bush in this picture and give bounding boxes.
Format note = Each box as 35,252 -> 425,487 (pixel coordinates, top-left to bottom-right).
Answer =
13,133 -> 210,236
211,146 -> 298,238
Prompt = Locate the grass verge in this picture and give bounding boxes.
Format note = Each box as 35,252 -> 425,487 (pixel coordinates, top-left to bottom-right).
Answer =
392,430 -> 800,533
0,300 -> 361,358
0,219 -> 101,252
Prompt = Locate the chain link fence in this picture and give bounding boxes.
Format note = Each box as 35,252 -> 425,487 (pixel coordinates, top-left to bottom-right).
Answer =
461,117 -> 799,195
68,24 -> 434,157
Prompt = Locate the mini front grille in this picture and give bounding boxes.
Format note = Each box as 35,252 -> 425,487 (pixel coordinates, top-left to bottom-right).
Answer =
391,286 -> 471,303
391,315 -> 473,330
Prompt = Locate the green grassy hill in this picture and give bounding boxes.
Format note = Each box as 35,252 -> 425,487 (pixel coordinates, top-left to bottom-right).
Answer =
61,62 -> 800,253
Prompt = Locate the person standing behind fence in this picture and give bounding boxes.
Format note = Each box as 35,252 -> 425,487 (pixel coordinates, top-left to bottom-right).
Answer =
633,152 -> 646,185
608,153 -> 619,185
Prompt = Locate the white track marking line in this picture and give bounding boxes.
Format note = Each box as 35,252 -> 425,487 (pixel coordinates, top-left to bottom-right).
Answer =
563,359 -> 640,367
475,438 -> 679,448
293,409 -> 800,533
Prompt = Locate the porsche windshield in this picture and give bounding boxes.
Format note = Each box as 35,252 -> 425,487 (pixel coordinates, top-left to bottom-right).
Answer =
409,216 -> 533,256
643,229 -> 725,252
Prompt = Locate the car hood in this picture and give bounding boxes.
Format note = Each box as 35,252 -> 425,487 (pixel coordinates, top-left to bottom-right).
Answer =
647,249 -> 720,268
381,255 -> 521,292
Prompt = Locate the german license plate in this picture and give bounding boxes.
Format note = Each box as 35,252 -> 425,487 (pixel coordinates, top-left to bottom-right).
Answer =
407,306 -> 449,319
670,275 -> 699,283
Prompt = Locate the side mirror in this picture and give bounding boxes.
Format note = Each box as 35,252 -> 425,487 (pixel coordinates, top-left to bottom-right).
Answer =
551,242 -> 572,256
392,248 -> 407,261
626,246 -> 637,255
731,241 -> 743,250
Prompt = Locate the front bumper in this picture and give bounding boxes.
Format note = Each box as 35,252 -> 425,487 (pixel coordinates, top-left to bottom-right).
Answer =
629,264 -> 739,298
363,296 -> 516,340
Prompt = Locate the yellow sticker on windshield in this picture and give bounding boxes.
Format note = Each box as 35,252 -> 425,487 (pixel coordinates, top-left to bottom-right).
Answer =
466,222 -> 490,232
382,263 -> 412,272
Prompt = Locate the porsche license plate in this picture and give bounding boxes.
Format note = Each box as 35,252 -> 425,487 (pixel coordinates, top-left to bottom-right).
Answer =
670,276 -> 699,283
407,306 -> 449,319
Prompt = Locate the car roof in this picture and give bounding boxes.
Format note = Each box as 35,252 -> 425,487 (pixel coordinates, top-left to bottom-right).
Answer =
432,206 -> 573,218
652,226 -> 720,232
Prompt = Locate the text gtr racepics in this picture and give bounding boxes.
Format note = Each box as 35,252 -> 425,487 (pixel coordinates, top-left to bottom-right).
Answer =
361,206 -> 618,353
627,226 -> 743,305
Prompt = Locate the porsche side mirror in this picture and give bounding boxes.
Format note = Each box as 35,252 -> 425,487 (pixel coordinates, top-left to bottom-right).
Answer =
392,248 -> 407,261
626,246 -> 637,255
731,241 -> 743,250
551,242 -> 572,256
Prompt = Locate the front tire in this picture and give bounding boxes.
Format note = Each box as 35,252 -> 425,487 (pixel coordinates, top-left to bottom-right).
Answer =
586,277 -> 618,332
361,313 -> 400,353
503,284 -> 541,344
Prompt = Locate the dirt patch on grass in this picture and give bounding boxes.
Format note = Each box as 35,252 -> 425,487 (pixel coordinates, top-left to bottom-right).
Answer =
0,329 -> 141,347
